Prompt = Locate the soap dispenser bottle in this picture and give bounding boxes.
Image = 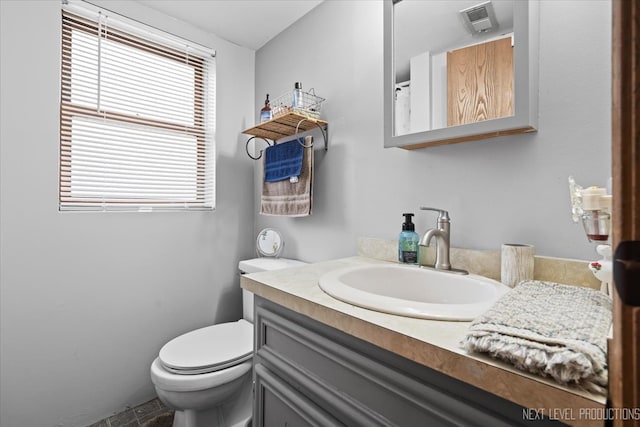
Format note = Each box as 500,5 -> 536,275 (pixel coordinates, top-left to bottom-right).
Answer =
260,94 -> 272,122
398,213 -> 419,264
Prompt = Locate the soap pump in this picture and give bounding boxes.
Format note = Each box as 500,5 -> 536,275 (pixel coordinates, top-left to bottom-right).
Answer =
399,213 -> 419,264
260,94 -> 272,122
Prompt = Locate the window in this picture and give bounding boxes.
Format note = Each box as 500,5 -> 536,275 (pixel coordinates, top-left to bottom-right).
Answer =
60,5 -> 215,211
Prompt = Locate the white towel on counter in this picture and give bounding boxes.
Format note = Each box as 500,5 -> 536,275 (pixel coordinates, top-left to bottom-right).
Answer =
461,280 -> 612,394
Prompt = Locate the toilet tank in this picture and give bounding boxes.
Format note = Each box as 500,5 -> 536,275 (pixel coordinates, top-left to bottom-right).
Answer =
239,258 -> 307,322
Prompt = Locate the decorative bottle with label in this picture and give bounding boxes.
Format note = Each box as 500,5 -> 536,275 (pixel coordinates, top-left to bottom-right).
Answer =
260,94 -> 272,122
398,213 -> 419,264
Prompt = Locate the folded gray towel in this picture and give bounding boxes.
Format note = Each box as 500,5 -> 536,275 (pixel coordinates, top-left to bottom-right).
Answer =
461,280 -> 612,394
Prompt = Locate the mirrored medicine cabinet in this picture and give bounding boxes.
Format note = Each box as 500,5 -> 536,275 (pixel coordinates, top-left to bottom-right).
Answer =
384,0 -> 539,149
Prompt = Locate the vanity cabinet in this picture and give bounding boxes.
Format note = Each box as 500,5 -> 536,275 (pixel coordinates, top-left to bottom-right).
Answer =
252,296 -> 564,426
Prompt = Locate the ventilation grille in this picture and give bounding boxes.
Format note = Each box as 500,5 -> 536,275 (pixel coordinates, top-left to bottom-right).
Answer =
460,1 -> 499,34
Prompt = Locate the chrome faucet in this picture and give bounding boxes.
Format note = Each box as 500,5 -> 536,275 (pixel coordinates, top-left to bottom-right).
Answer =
419,207 -> 468,275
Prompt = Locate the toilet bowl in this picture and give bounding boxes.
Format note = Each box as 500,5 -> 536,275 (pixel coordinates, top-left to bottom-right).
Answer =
150,257 -> 307,427
150,320 -> 254,427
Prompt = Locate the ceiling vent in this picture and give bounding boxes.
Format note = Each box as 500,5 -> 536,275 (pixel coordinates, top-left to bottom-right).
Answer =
460,1 -> 499,34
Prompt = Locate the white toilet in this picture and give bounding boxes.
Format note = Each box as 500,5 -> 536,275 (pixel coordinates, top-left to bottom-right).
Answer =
150,256 -> 307,427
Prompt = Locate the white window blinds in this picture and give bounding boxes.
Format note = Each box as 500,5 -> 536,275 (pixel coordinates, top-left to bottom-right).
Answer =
60,6 -> 215,211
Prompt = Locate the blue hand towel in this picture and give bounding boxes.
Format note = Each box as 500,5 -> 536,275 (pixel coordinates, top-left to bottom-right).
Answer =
264,138 -> 304,182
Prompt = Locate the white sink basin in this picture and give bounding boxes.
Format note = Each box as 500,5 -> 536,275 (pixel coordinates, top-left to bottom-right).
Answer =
318,263 -> 510,321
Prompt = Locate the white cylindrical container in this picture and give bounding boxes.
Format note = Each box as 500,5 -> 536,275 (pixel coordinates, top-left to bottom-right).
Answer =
501,244 -> 535,288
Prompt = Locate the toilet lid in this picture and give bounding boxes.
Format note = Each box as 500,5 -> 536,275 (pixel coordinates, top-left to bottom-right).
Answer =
159,319 -> 253,375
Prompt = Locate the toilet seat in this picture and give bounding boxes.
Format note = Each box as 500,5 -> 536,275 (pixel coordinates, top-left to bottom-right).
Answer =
151,358 -> 252,392
159,319 -> 253,375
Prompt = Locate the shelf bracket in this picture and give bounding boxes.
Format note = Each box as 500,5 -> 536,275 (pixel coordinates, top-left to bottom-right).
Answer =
294,118 -> 328,151
245,136 -> 273,160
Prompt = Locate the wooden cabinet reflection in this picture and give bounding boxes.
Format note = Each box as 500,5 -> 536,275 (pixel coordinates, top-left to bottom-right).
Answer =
447,36 -> 514,127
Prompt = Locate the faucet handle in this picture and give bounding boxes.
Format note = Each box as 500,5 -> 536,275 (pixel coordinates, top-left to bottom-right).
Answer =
419,207 -> 450,221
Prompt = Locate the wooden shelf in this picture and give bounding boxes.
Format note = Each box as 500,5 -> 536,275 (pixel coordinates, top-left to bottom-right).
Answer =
242,112 -> 328,142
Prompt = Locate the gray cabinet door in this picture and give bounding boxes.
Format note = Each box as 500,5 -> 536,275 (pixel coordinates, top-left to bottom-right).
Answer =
255,363 -> 344,427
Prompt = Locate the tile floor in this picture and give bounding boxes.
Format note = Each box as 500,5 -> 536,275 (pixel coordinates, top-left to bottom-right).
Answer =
86,398 -> 174,427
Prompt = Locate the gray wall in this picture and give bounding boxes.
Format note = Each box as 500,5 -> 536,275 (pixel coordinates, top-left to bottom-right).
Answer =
255,0 -> 612,263
0,1 -> 256,426
0,1 -> 613,426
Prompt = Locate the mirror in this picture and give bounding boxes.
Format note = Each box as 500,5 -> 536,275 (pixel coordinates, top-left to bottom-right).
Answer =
256,228 -> 284,257
384,0 -> 538,149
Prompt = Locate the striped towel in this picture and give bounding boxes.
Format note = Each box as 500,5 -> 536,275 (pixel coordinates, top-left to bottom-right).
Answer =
260,136 -> 313,217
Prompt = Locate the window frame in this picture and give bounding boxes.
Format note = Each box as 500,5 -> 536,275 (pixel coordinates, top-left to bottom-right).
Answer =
59,8 -> 215,211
